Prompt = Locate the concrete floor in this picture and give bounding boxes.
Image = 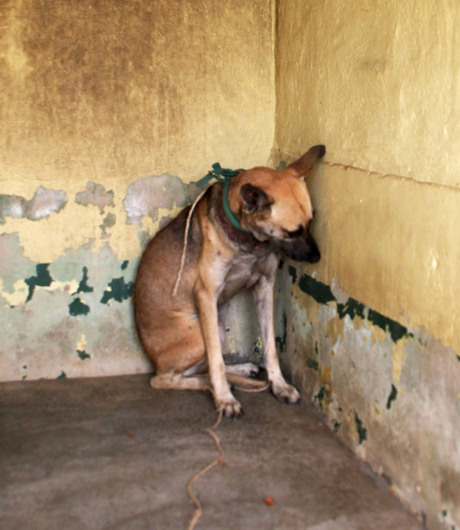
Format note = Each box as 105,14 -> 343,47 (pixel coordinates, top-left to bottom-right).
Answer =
0,374 -> 422,529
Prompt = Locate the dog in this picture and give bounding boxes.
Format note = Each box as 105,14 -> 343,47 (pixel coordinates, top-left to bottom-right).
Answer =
134,145 -> 325,418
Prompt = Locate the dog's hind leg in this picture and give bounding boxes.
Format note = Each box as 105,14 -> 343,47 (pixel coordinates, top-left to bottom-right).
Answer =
150,372 -> 212,392
150,371 -> 266,397
225,363 -> 260,378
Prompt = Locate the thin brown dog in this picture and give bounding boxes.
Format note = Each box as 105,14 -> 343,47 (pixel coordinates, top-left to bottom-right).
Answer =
134,145 -> 326,418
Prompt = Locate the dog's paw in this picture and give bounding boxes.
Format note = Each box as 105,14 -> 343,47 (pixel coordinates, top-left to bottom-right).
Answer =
270,380 -> 301,405
216,397 -> 244,419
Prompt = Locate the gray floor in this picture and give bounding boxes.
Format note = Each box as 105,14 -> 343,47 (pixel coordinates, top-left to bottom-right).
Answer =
0,374 -> 422,529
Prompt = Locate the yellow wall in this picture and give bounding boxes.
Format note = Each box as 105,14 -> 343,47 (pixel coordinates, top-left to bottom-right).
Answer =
1,0 -> 275,261
276,0 -> 460,352
0,0 -> 275,380
275,1 -> 460,527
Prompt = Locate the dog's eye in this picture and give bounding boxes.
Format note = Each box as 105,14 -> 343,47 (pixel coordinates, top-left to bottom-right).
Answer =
286,225 -> 304,238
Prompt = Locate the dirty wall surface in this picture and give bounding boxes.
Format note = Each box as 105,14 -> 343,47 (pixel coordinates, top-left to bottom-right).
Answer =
276,1 -> 460,528
0,0 -> 275,381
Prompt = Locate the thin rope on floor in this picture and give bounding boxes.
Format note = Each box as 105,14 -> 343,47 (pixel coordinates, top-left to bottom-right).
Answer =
187,409 -> 224,530
186,383 -> 268,529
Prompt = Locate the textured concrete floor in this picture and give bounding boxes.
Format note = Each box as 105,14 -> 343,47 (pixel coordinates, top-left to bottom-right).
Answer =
0,374 -> 422,529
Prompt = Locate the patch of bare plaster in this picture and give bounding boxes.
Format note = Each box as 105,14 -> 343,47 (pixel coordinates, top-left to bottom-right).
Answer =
75,182 -> 114,212
0,233 -> 35,285
0,239 -> 149,382
0,187 -> 67,223
100,213 -> 116,237
123,174 -> 199,227
282,262 -> 460,528
330,278 -> 350,305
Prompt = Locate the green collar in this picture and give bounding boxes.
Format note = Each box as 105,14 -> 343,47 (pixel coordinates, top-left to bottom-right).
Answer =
196,163 -> 249,233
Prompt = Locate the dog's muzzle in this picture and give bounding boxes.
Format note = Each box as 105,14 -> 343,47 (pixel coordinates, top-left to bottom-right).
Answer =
276,234 -> 321,263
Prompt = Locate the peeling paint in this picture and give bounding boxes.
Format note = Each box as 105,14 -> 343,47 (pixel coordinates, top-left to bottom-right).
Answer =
25,263 -> 53,302
100,277 -> 134,305
0,0 -> 276,389
0,278 -> 28,306
355,414 -> 368,444
76,267 -> 94,294
69,297 -> 90,316
123,174 -> 197,227
392,340 -> 407,385
75,182 -> 114,212
100,213 -> 116,233
76,335 -> 87,351
0,187 -> 67,224
0,236 -> 149,382
294,269 -> 410,343
386,384 -> 398,410
279,261 -> 460,528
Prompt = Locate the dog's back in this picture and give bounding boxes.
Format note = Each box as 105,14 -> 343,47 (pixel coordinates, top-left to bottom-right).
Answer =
134,203 -> 205,373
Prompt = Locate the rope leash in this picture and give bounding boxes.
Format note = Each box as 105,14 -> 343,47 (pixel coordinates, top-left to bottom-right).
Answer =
186,381 -> 269,529
172,165 -> 267,528
187,410 -> 224,530
172,187 -> 207,297
172,163 -> 246,297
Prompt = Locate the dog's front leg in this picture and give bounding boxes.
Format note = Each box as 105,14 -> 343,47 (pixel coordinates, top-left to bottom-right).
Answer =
195,276 -> 243,418
254,268 -> 300,405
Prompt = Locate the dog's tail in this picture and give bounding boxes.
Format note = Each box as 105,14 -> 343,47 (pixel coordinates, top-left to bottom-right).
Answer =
225,374 -> 269,391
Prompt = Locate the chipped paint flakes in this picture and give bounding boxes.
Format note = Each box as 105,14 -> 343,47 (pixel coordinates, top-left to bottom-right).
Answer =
25,263 -> 53,301
294,269 -> 411,343
100,277 -> 134,305
0,176 -> 195,263
76,335 -> 87,351
1,263 -> 80,306
386,384 -> 398,410
76,334 -> 92,360
123,174 -> 191,227
76,267 -> 94,294
0,187 -> 68,223
68,297 -> 90,316
282,260 -> 460,529
75,182 -> 114,212
392,339 -> 407,385
0,278 -> 29,306
354,413 -> 368,444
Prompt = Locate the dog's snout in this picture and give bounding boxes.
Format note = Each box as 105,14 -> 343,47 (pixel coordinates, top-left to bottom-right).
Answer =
307,242 -> 321,263
287,225 -> 304,239
276,233 -> 321,263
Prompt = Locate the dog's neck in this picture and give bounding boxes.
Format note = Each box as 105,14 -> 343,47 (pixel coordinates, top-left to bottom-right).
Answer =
212,184 -> 269,253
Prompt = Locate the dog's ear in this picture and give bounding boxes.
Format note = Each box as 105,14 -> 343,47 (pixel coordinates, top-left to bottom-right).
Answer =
240,184 -> 273,214
287,144 -> 326,178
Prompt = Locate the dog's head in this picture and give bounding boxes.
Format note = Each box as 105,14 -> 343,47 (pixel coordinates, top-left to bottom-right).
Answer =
231,145 -> 325,263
